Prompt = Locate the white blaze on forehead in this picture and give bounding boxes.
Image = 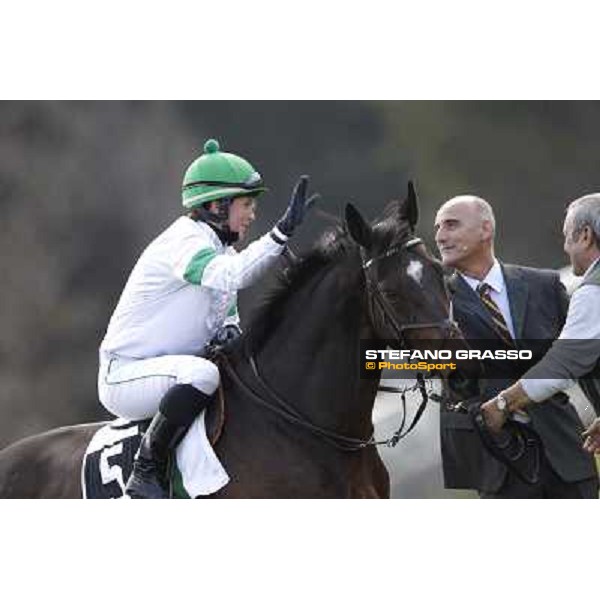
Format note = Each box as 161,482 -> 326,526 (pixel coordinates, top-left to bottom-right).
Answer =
406,259 -> 424,285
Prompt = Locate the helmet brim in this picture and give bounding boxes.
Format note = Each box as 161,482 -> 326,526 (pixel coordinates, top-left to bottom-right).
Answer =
183,186 -> 268,209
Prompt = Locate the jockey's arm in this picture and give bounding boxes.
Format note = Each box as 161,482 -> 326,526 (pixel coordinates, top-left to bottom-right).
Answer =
174,176 -> 318,293
173,226 -> 288,293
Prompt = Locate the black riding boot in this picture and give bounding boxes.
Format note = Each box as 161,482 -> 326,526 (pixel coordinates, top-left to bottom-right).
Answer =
124,413 -> 184,499
124,384 -> 212,499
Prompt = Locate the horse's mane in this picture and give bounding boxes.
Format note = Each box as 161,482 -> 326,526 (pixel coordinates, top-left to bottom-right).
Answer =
242,200 -> 412,354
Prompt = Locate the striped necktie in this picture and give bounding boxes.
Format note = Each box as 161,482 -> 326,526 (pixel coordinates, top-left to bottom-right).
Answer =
477,282 -> 515,347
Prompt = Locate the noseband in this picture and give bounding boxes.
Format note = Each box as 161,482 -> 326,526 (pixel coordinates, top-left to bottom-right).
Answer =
360,237 -> 459,345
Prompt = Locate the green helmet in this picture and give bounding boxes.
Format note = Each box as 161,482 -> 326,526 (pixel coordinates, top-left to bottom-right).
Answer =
181,139 -> 267,210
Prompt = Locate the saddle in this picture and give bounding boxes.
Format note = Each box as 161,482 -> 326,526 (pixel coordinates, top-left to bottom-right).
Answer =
83,380 -> 227,499
202,341 -> 235,447
205,378 -> 226,446
469,404 -> 543,485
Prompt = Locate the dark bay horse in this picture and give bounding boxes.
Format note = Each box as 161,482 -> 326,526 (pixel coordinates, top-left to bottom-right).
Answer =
0,185 -> 472,498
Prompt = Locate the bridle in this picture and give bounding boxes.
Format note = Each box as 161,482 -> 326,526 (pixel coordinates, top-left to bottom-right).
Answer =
219,236 -> 461,452
360,237 -> 460,344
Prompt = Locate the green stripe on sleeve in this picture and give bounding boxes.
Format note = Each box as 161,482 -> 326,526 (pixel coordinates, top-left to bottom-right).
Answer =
227,301 -> 238,318
183,248 -> 217,284
171,464 -> 191,499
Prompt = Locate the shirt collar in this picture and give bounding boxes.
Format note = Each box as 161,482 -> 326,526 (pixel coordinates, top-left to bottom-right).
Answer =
459,259 -> 504,294
185,216 -> 226,249
582,256 -> 600,279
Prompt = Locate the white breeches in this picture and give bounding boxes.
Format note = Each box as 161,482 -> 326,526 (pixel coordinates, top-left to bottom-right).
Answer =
98,353 -> 220,421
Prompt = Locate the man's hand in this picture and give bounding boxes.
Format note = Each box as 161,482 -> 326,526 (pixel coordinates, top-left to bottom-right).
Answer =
481,397 -> 507,433
276,175 -> 319,236
481,382 -> 533,433
582,417 -> 600,454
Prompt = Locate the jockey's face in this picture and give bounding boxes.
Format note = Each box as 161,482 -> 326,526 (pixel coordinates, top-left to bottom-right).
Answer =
228,196 -> 257,240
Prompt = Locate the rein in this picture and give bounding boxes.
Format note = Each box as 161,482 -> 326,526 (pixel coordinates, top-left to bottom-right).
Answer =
219,351 -> 434,451
220,353 -> 373,451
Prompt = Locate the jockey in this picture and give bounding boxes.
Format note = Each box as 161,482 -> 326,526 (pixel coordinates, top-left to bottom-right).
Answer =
98,138 -> 318,499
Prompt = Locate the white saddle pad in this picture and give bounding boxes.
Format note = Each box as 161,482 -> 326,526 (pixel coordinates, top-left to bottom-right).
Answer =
82,413 -> 229,499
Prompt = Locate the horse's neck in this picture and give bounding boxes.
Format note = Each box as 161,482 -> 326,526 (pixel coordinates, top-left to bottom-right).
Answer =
254,263 -> 380,438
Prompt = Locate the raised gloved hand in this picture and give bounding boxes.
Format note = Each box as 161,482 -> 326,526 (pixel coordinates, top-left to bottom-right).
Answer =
276,175 -> 319,236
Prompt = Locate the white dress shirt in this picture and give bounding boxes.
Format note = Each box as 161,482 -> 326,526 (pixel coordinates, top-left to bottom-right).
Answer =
521,257 -> 600,402
459,259 -> 517,340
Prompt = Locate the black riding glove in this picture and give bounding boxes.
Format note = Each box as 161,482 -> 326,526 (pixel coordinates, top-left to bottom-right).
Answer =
276,175 -> 319,236
213,324 -> 242,346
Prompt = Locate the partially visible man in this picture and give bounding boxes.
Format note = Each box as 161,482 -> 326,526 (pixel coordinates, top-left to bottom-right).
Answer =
434,195 -> 598,498
481,194 -> 600,458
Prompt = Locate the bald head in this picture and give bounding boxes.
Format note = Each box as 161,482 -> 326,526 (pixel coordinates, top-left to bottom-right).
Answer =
434,195 -> 496,277
439,195 -> 496,234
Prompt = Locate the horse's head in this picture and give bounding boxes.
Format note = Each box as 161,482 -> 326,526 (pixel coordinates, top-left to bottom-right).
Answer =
346,181 -> 457,347
346,182 -> 482,396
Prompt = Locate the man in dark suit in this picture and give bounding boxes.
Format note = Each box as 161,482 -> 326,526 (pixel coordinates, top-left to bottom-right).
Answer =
434,195 -> 598,498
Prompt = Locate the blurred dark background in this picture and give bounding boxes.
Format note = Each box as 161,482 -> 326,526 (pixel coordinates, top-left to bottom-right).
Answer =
2,101 -> 599,494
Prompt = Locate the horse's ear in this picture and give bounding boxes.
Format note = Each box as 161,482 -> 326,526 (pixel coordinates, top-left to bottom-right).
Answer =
399,180 -> 419,231
345,203 -> 373,249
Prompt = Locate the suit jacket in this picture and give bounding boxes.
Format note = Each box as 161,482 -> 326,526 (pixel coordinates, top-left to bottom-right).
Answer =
440,263 -> 597,493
